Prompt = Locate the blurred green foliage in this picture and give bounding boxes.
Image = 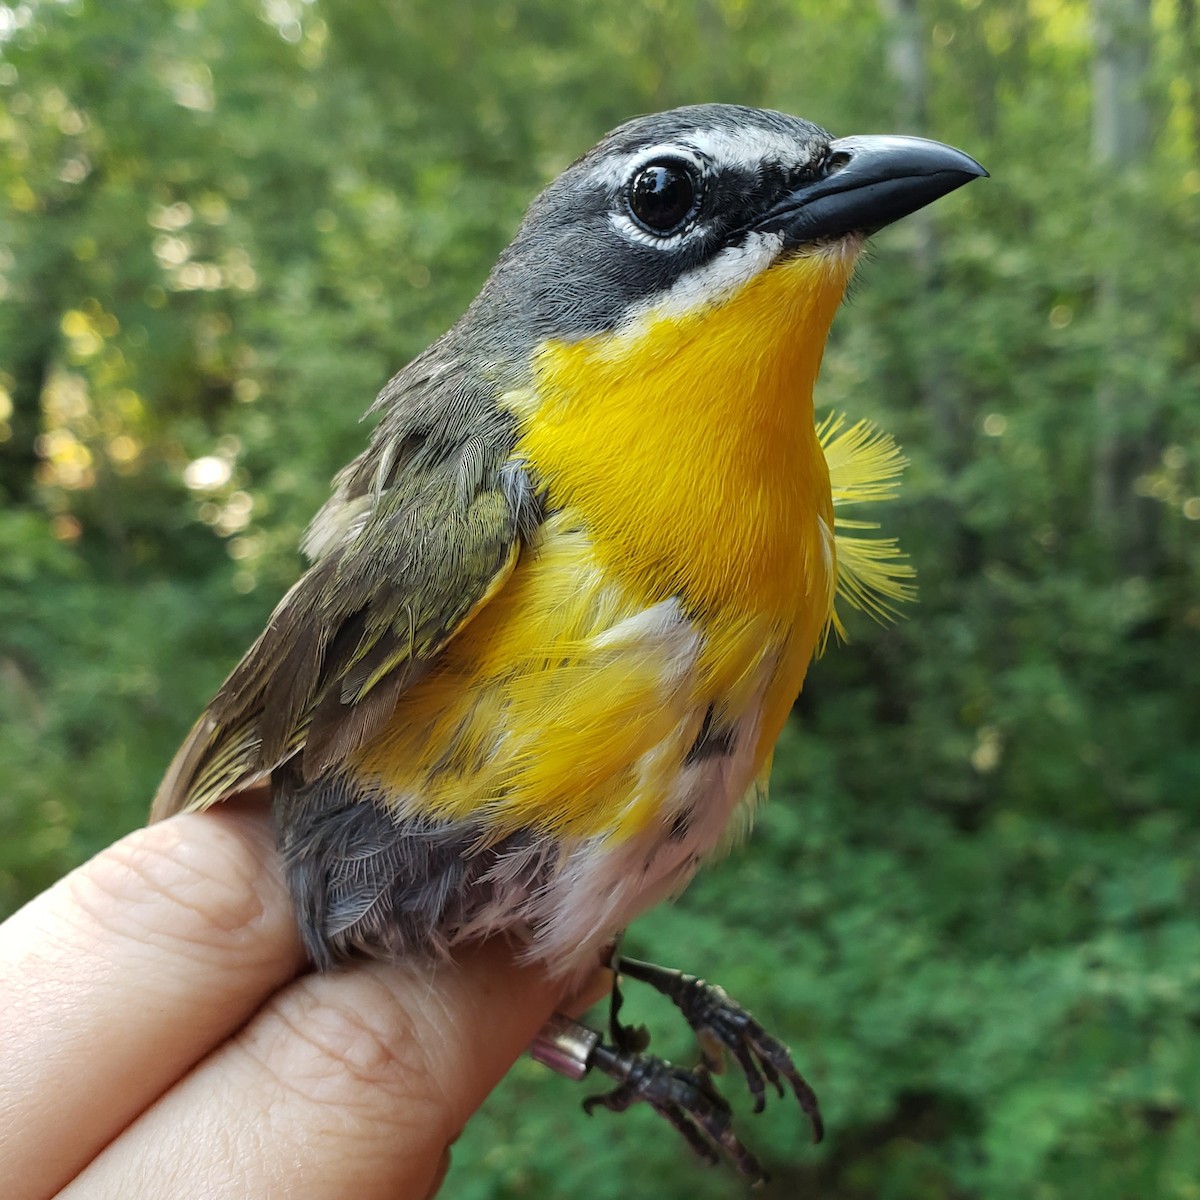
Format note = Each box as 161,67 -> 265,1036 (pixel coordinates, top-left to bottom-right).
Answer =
1,0 -> 1198,1196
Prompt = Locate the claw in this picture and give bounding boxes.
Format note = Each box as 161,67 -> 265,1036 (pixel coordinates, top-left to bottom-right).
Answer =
616,956 -> 824,1143
586,1041 -> 766,1182
529,955 -> 821,1180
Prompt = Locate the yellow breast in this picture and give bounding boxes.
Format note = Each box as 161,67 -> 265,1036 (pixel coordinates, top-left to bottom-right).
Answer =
351,249 -> 858,842
510,250 -> 853,621
511,249 -> 856,747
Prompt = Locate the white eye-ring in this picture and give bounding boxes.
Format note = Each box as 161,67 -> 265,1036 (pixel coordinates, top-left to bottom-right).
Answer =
603,146 -> 708,248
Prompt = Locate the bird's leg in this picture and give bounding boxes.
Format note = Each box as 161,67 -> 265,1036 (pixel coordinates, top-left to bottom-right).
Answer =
530,1012 -> 768,1183
527,952 -> 821,1179
614,955 -> 824,1142
584,1038 -> 768,1182
602,943 -> 650,1053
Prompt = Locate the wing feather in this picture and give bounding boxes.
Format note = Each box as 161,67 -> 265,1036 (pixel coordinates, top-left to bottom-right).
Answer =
151,358 -> 536,821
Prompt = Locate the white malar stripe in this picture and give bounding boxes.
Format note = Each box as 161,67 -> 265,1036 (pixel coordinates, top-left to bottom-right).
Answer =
610,230 -> 784,333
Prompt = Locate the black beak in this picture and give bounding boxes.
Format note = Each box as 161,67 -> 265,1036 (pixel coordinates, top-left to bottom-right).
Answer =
758,134 -> 987,244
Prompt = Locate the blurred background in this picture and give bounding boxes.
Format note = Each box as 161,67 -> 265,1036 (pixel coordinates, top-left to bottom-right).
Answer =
1,0 -> 1198,1195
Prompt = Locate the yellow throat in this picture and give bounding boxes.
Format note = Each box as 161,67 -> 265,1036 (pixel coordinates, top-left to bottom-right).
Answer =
510,248 -> 859,623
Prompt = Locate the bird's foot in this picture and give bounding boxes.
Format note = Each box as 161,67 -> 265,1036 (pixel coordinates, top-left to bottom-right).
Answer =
529,956 -> 821,1180
583,1039 -> 768,1183
615,955 -> 823,1142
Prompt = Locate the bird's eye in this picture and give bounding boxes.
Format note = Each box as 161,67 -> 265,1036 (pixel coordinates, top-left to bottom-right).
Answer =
626,159 -> 700,235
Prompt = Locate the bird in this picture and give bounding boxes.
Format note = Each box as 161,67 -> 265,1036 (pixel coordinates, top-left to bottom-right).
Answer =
152,103 -> 984,1178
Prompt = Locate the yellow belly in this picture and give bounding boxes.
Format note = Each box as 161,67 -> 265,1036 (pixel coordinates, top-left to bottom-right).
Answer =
349,510 -> 824,845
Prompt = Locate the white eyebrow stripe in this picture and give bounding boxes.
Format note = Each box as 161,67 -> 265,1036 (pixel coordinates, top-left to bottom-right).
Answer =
586,143 -> 707,190
586,126 -> 808,190
684,126 -> 809,171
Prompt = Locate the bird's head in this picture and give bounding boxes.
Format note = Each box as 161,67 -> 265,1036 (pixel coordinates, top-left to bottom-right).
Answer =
475,103 -> 985,348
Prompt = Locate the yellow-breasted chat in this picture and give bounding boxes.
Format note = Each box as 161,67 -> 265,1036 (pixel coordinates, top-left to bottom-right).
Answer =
153,103 -> 984,1177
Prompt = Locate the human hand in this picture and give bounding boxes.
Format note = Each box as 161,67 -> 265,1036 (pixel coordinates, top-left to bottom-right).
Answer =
0,803 -> 602,1199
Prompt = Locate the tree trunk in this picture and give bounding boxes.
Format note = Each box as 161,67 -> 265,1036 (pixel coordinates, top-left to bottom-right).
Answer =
1090,0 -> 1154,565
877,0 -> 972,491
0,334 -> 53,505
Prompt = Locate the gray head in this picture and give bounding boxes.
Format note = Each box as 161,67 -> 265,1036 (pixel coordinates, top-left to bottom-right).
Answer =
471,103 -> 985,343
356,102 -> 982,507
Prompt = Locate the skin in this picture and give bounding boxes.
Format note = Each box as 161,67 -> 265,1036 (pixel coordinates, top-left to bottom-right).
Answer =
0,799 -> 609,1200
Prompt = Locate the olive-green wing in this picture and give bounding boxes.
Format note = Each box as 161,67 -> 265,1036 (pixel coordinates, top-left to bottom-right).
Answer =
151,414 -> 536,820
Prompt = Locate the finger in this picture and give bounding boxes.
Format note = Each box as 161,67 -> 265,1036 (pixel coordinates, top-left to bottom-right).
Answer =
0,806 -> 304,1200
63,939 -> 569,1200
